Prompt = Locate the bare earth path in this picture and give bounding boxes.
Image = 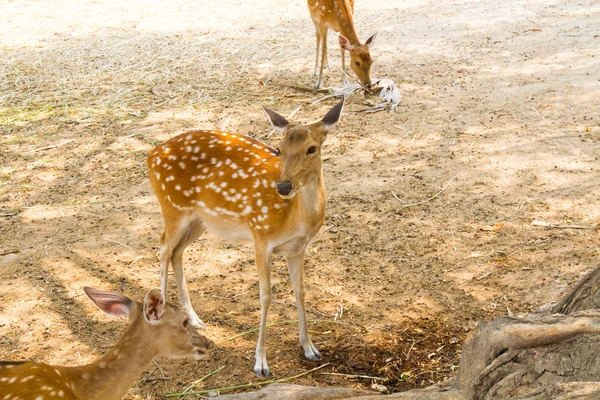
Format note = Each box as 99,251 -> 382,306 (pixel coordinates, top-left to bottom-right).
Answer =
1,0 -> 599,397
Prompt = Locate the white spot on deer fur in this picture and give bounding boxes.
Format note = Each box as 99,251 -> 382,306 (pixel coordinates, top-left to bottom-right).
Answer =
225,146 -> 232,151
35,396 -> 43,400
161,183 -> 166,190
264,225 -> 270,230
211,158 -> 217,164
232,172 -> 238,179
8,377 -> 16,383
20,375 -> 34,382
195,187 -> 201,193
186,146 -> 192,152
262,179 -> 269,188
191,156 -> 199,161
218,171 -> 224,176
216,161 -> 223,168
166,164 -> 173,170
241,188 -> 248,193
168,155 -> 177,161
270,181 -> 276,188
201,153 -> 206,159
155,157 -> 162,166
242,205 -> 253,215
194,146 -> 200,153
179,162 -> 186,169
256,199 -> 262,206
202,167 -> 209,173
262,206 -> 268,214
274,203 -> 281,209
0,377 -> 7,382
58,390 -> 65,396
186,134 -> 192,140
166,176 -> 175,182
220,182 -> 227,188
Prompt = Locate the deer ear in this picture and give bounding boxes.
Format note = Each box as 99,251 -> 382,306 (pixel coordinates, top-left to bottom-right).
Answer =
321,97 -> 345,130
263,106 -> 289,132
365,33 -> 377,48
339,35 -> 354,51
84,287 -> 133,319
143,289 -> 165,324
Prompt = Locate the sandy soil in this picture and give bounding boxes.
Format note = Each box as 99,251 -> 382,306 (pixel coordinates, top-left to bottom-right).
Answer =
1,0 -> 599,397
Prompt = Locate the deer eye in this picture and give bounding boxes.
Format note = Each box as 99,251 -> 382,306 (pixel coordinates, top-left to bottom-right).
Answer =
183,318 -> 190,328
355,61 -> 361,67
275,147 -> 281,155
306,146 -> 317,155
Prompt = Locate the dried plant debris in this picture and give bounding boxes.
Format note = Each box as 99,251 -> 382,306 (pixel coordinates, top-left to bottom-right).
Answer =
312,78 -> 402,113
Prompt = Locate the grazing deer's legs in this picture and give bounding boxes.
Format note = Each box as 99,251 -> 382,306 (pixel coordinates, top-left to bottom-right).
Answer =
253,242 -> 273,377
312,21 -> 321,77
171,218 -> 207,329
340,47 -> 348,84
288,253 -> 321,361
315,25 -> 329,89
159,230 -> 170,297
159,217 -> 206,329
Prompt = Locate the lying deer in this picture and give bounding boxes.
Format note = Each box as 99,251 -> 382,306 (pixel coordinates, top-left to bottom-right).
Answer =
308,0 -> 376,89
148,98 -> 344,377
0,287 -> 211,400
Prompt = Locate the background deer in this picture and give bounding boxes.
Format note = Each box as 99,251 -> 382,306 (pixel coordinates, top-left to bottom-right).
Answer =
147,98 -> 344,377
0,287 -> 211,400
308,0 -> 376,89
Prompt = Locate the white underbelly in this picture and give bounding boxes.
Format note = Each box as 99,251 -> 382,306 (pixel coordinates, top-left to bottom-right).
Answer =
201,217 -> 254,242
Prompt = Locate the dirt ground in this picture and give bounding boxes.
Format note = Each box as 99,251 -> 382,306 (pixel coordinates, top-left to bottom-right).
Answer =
1,0 -> 599,397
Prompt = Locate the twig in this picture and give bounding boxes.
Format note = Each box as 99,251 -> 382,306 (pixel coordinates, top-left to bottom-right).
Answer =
130,256 -> 143,266
286,105 -> 302,120
180,366 -> 225,395
165,363 -> 330,397
24,139 -> 74,155
0,249 -> 20,256
316,372 -> 386,381
103,237 -> 133,249
140,377 -> 172,383
393,173 -> 462,209
531,220 -> 597,230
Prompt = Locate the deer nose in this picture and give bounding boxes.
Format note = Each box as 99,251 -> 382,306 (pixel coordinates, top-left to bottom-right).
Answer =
276,181 -> 293,196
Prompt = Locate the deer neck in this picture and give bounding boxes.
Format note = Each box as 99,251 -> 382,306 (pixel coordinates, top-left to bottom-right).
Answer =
63,312 -> 157,400
295,169 -> 325,228
336,1 -> 360,44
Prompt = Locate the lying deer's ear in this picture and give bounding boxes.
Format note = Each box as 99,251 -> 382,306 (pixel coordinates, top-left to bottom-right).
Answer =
84,287 -> 133,318
263,106 -> 290,132
321,97 -> 345,130
143,289 -> 165,324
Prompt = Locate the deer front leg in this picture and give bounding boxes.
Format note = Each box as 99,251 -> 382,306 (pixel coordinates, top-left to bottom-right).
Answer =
254,242 -> 273,377
340,47 -> 348,85
287,253 -> 321,361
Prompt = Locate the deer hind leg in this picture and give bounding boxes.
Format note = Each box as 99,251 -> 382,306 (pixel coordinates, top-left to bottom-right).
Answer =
312,20 -> 321,77
165,217 -> 207,329
287,253 -> 321,361
253,241 -> 273,377
315,25 -> 329,89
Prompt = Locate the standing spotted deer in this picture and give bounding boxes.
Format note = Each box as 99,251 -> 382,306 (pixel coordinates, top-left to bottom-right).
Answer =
147,99 -> 344,376
308,0 -> 376,89
0,287 -> 211,400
